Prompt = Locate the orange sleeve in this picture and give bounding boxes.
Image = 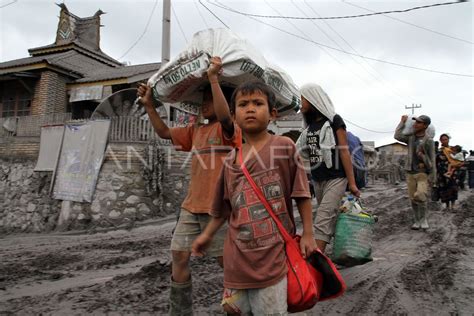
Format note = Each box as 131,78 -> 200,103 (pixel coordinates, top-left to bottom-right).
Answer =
169,125 -> 195,152
222,122 -> 242,149
210,158 -> 232,219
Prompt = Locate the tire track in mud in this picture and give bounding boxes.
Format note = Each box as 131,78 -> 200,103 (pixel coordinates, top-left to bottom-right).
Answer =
0,187 -> 472,315
0,224 -> 176,314
399,195 -> 474,315
310,186 -> 473,315
0,236 -> 169,289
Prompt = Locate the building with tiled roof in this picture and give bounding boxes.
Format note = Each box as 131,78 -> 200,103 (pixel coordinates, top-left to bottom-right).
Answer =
0,4 -> 161,119
268,111 -> 304,141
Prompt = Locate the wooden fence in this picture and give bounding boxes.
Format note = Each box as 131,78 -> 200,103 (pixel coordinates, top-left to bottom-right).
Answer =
109,116 -> 155,142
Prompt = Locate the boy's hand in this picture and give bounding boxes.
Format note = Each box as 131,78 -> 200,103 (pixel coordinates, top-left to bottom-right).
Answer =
207,56 -> 223,79
400,115 -> 408,123
349,184 -> 361,198
299,233 -> 317,259
137,83 -> 154,109
191,233 -> 213,257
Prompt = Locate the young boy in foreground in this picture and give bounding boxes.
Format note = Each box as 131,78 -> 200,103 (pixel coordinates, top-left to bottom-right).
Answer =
192,81 -> 317,315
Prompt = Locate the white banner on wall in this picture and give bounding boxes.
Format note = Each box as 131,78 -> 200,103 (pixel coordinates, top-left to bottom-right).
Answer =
52,120 -> 110,202
34,125 -> 65,172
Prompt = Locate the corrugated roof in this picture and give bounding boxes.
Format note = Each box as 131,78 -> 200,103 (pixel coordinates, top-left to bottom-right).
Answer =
75,63 -> 161,83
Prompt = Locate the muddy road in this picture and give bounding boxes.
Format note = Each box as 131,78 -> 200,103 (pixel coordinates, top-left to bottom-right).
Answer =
1,184 -> 473,315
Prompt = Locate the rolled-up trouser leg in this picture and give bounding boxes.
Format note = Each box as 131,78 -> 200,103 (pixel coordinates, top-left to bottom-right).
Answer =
418,202 -> 429,229
169,278 -> 192,316
410,201 -> 420,230
312,178 -> 348,243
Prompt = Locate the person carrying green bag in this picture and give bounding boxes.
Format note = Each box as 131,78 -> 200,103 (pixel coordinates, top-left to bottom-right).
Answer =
296,83 -> 360,253
333,195 -> 376,266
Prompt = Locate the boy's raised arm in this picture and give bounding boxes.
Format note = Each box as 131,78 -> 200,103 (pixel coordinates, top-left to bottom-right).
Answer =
137,84 -> 171,140
207,56 -> 234,138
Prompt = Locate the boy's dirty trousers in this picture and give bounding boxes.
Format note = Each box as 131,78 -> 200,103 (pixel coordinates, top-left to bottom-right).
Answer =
406,172 -> 429,228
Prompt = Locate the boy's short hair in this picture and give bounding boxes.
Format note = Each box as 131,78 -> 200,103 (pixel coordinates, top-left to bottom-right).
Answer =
230,81 -> 276,114
454,145 -> 462,152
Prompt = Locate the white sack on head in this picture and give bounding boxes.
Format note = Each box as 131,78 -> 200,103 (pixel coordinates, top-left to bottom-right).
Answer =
401,115 -> 436,138
148,28 -> 300,116
300,83 -> 336,122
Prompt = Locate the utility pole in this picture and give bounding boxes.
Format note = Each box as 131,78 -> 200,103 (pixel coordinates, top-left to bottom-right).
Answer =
161,0 -> 171,65
405,103 -> 422,115
161,0 -> 171,125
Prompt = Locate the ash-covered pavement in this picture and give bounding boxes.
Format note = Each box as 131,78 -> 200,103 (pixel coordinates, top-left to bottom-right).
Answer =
1,184 -> 473,315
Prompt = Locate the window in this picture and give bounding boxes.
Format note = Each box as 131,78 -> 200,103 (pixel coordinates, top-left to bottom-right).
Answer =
17,91 -> 31,116
1,98 -> 16,117
0,81 -> 32,118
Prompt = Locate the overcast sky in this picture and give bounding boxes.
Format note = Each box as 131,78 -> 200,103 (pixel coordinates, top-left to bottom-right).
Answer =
1,0 -> 472,149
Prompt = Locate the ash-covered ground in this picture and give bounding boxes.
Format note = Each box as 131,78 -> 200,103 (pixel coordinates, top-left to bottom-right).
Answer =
1,184 -> 473,315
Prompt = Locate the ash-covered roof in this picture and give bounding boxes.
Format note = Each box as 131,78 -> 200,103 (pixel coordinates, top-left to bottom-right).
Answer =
75,63 -> 161,83
0,50 -> 117,77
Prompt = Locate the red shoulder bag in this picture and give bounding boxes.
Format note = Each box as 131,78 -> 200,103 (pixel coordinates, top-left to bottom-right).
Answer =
239,148 -> 346,313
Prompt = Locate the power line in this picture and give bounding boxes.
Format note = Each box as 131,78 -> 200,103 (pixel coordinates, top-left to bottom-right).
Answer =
172,3 -> 189,44
199,0 -> 229,29
0,0 -> 17,9
342,0 -> 473,45
209,0 -> 467,21
202,2 -> 408,135
118,0 -> 159,60
349,117 -> 472,134
263,0 -> 406,109
197,3 -> 471,134
301,0 -> 415,104
345,119 -> 394,134
289,0 -> 411,106
194,0 -> 210,29
211,1 -> 472,78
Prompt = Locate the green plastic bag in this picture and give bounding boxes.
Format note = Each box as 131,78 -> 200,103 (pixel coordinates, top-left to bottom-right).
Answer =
332,213 -> 375,267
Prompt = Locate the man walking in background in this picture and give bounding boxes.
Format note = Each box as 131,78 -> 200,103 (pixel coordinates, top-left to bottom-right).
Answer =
394,115 -> 436,230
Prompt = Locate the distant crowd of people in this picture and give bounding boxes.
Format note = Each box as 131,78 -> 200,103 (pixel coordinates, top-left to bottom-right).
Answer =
395,116 -> 473,231
435,134 -> 473,209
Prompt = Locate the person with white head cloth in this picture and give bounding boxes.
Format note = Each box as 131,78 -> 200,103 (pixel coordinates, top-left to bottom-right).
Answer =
296,83 -> 360,252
